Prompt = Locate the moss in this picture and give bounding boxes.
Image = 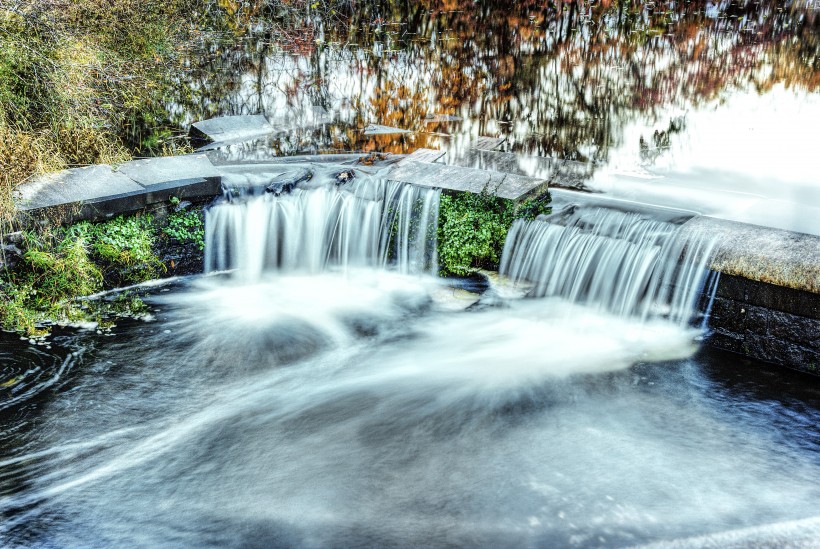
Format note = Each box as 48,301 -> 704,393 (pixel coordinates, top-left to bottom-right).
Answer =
437,190 -> 551,277
70,214 -> 166,286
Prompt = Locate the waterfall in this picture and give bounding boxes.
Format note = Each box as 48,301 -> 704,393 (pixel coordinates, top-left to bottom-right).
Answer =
499,206 -> 716,325
204,176 -> 440,280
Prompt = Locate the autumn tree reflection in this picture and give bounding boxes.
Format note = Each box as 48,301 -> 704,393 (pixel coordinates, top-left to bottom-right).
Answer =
170,0 -> 818,163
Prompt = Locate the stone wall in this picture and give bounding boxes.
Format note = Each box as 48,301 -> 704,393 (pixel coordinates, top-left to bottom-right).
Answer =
707,273 -> 820,375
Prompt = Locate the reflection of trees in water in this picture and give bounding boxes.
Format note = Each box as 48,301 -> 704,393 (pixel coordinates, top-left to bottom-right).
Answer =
170,0 -> 818,160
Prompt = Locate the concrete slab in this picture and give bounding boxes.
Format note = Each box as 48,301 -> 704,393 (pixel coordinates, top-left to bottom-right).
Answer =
207,152 -> 373,167
14,165 -> 144,211
363,124 -> 412,136
400,148 -> 446,164
450,149 -> 552,180
191,115 -> 274,143
386,160 -> 547,201
115,155 -> 220,187
684,216 -> 820,294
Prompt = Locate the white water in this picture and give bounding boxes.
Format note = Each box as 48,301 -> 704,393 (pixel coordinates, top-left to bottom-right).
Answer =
205,175 -> 440,280
5,176 -> 815,548
500,206 -> 716,326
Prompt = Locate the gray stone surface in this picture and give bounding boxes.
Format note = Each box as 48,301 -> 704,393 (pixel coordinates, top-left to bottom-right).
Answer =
707,273 -> 819,375
363,124 -> 412,136
115,155 -> 220,187
191,115 -> 273,142
386,160 -> 547,201
451,148 -> 552,180
399,148 -> 446,164
13,156 -> 222,225
14,165 -> 143,211
686,216 -> 820,294
208,152 -> 386,167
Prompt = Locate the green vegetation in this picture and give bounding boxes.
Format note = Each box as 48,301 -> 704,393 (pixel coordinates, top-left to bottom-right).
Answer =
164,199 -> 206,251
71,214 -> 166,286
0,1 -> 225,224
438,190 -> 550,277
0,213 -> 167,335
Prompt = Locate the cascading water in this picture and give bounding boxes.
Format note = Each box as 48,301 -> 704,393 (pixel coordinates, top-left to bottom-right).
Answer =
499,204 -> 717,326
204,174 -> 440,280
3,171 -> 817,549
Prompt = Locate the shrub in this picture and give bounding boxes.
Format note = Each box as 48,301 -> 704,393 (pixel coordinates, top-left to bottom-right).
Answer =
437,189 -> 551,277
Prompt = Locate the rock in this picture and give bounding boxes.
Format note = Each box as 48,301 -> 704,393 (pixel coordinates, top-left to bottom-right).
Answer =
334,170 -> 356,186
265,168 -> 313,195
1,244 -> 23,271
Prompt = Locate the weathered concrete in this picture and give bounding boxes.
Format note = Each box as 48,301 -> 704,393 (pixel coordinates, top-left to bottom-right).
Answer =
399,148 -> 446,164
474,136 -> 506,151
191,114 -> 274,143
115,155 -> 220,187
686,216 -> 820,294
424,114 -> 463,123
450,148 -> 552,181
682,217 -> 820,374
386,160 -> 548,201
14,165 -> 144,211
13,158 -> 221,225
206,150 -> 388,167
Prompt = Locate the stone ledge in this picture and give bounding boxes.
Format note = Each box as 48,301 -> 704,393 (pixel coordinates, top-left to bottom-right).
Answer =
685,216 -> 820,294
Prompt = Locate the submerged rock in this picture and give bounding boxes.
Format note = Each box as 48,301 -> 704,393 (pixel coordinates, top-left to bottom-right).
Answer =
265,168 -> 313,195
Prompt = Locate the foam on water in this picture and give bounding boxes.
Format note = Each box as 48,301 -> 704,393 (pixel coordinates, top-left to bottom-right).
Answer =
2,174 -> 816,547
1,272 -> 817,547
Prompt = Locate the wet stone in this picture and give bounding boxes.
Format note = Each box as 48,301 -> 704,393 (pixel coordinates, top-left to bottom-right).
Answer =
334,170 -> 356,185
745,306 -> 769,336
265,169 -> 313,195
686,216 -> 820,294
474,136 -> 506,151
386,160 -> 547,201
399,148 -> 446,164
451,149 -> 552,180
767,310 -> 820,349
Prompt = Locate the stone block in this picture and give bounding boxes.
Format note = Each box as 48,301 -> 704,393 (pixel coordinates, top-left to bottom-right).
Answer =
191,115 -> 274,142
767,310 -> 820,349
115,155 -> 220,187
14,165 -> 143,212
386,160 -> 548,201
685,216 -> 820,294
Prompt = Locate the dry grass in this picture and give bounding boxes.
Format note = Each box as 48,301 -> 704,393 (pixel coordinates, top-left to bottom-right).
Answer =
0,1 -> 217,226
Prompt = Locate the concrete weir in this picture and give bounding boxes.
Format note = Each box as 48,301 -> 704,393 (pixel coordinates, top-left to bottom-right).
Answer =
9,148 -> 820,375
685,216 -> 820,375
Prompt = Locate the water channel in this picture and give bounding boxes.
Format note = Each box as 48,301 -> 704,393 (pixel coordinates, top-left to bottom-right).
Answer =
2,1 -> 819,547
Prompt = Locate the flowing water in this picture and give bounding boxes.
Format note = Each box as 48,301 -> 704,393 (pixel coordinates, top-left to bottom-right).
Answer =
2,176 -> 819,547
